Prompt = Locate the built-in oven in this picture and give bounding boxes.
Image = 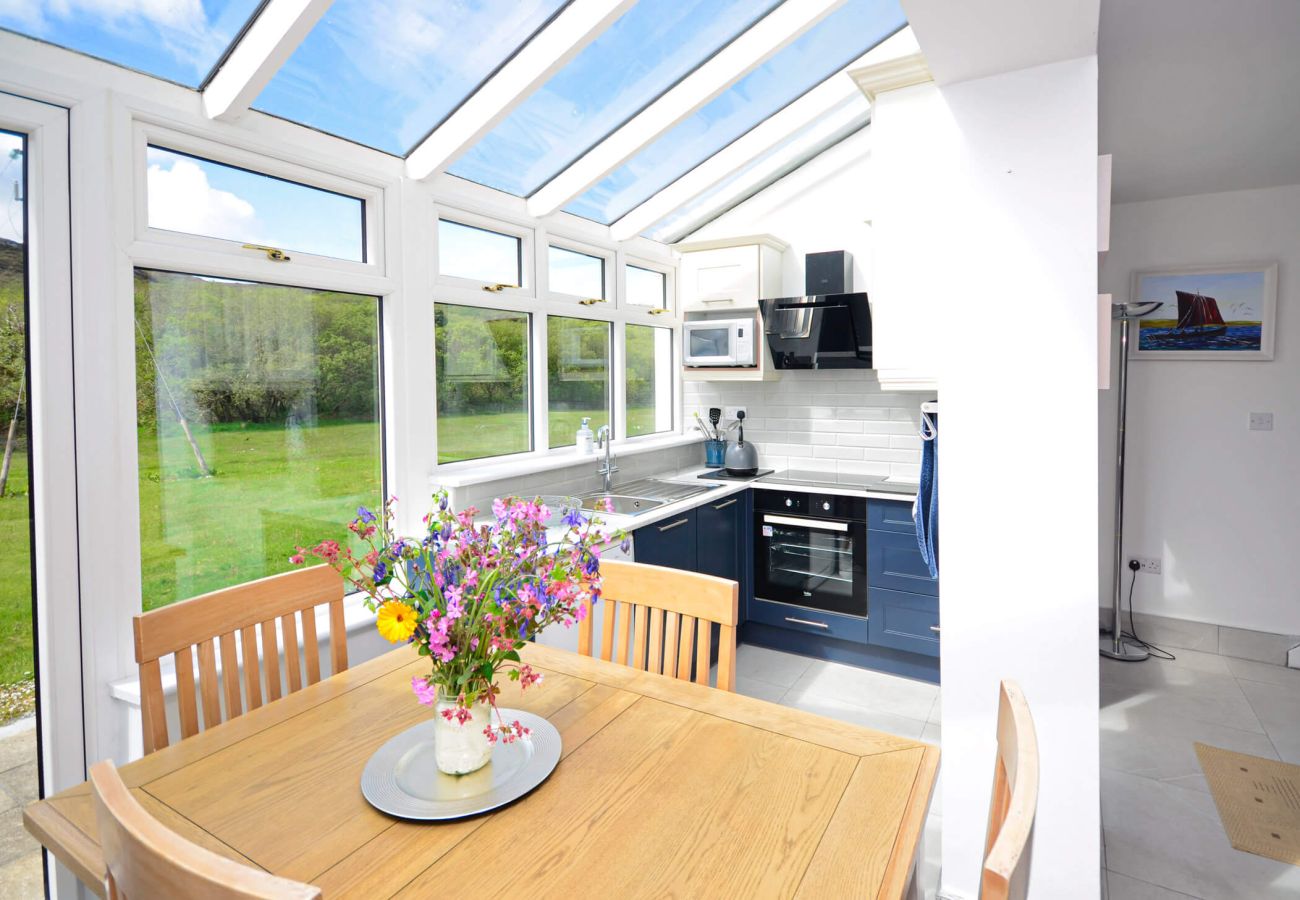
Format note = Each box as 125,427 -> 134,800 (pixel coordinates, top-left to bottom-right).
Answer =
753,490 -> 867,619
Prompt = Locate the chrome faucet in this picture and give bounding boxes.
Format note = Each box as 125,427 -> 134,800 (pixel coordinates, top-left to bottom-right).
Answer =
595,425 -> 618,493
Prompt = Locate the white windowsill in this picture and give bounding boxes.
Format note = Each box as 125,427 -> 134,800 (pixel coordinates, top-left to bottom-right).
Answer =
430,433 -> 701,488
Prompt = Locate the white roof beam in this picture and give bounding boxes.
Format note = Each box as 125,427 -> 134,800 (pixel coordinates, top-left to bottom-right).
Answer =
407,0 -> 638,181
203,0 -> 334,122
526,0 -> 848,219
610,28 -> 920,242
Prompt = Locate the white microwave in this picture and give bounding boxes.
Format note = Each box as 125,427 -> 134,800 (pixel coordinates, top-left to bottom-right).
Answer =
682,317 -> 757,367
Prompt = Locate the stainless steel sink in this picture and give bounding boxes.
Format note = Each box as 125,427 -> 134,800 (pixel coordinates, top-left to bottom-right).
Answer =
611,478 -> 717,503
578,494 -> 667,516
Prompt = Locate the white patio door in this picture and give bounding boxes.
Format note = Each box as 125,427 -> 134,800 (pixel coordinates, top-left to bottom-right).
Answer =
0,91 -> 84,898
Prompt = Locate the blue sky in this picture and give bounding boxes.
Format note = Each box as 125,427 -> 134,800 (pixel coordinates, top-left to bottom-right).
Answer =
146,147 -> 364,262
1138,271 -> 1269,321
0,0 -> 262,87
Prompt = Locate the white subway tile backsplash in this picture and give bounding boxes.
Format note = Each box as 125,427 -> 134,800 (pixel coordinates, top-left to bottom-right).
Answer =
683,371 -> 925,480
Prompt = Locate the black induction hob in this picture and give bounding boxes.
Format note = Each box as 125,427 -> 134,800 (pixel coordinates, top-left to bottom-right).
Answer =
759,469 -> 918,495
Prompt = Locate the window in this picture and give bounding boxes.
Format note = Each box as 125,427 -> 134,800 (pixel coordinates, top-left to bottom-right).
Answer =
146,146 -> 366,262
626,265 -> 668,309
434,304 -> 531,464
547,316 -> 610,448
548,245 -> 604,299
134,270 -> 381,609
438,219 -> 522,287
626,325 -> 673,438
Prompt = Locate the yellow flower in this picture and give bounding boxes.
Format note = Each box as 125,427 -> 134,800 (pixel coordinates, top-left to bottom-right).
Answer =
376,601 -> 419,643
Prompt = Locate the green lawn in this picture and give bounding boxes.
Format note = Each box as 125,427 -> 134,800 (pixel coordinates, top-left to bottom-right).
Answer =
0,452 -> 32,686
0,409 -> 675,685
438,407 -> 664,464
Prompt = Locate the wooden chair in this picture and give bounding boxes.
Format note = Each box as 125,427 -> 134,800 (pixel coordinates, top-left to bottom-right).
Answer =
134,565 -> 347,754
90,759 -> 321,899
981,679 -> 1040,900
579,558 -> 738,691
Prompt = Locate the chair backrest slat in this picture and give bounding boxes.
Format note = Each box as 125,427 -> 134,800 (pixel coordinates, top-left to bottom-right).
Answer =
579,560 -> 738,691
133,566 -> 346,754
981,679 -> 1040,900
301,608 -> 322,686
261,620 -> 282,703
91,760 -> 322,899
173,646 -> 199,739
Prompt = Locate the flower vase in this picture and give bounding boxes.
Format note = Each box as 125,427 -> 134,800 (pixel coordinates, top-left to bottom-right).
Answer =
434,691 -> 492,775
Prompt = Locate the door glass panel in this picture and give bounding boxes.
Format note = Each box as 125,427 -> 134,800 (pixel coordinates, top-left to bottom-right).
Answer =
0,1 -> 262,87
438,220 -> 521,286
563,0 -> 907,224
764,523 -> 859,615
626,265 -> 667,309
548,316 -> 610,447
435,303 -> 531,464
146,146 -> 366,262
626,325 -> 672,437
548,246 -> 604,298
134,270 -> 382,609
448,0 -> 781,196
0,126 -> 41,886
253,0 -> 567,155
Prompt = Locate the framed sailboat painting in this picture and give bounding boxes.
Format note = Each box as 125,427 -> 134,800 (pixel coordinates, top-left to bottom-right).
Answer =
1130,262 -> 1277,360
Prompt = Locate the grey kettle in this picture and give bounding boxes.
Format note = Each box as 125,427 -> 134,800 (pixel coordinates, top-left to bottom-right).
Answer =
724,411 -> 759,475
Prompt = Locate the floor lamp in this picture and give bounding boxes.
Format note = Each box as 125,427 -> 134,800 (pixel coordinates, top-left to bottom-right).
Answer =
1101,300 -> 1161,661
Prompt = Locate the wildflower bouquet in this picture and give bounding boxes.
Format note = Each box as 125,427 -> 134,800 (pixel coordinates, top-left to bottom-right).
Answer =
293,491 -> 622,768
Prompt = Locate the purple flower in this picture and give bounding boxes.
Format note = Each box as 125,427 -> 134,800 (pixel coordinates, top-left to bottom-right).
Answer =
372,561 -> 388,583
357,506 -> 376,524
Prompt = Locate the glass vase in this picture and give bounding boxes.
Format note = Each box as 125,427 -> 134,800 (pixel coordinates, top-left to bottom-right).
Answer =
434,690 -> 492,775
704,439 -> 727,468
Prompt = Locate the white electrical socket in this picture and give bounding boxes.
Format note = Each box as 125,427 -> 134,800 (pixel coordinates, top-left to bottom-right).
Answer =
1131,556 -> 1161,575
724,406 -> 747,421
1249,412 -> 1274,431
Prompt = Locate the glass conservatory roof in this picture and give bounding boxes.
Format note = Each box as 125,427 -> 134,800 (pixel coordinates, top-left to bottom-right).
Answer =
0,0 -> 907,240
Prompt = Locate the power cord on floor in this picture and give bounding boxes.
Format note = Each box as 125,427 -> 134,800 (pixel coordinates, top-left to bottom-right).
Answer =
1121,562 -> 1176,660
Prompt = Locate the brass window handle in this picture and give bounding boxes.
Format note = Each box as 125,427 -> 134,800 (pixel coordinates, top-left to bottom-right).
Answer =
578,297 -> 608,306
647,307 -> 669,315
482,283 -> 518,292
242,244 -> 290,262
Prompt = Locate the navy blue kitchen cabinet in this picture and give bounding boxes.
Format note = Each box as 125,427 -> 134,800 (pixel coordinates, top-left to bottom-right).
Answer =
632,507 -> 698,571
696,493 -> 745,585
866,499 -> 939,657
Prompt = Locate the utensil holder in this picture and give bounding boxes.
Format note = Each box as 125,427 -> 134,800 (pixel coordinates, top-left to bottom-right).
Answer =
704,440 -> 727,468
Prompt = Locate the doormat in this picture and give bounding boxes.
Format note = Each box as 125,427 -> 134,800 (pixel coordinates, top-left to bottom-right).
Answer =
1195,742 -> 1300,866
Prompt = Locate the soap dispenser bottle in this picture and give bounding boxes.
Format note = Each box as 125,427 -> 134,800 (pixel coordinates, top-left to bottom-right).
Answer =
576,417 -> 594,455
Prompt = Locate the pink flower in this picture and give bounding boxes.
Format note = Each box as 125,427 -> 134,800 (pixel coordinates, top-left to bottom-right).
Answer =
411,676 -> 437,706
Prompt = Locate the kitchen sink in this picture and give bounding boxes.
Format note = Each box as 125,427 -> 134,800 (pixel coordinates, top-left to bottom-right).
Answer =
611,478 -> 718,503
578,494 -> 667,516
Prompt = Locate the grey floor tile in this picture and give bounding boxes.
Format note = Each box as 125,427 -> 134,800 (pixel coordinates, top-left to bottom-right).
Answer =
732,675 -> 788,704
1218,626 -> 1299,665
1227,656 -> 1300,689
786,659 -> 937,722
1101,767 -> 1300,899
1100,677 -> 1264,735
1107,870 -> 1204,899
1238,679 -> 1300,757
0,763 -> 37,809
0,851 -> 42,900
733,644 -> 815,688
0,809 -> 42,869
1098,703 -> 1277,791
781,692 -> 927,739
0,727 -> 34,777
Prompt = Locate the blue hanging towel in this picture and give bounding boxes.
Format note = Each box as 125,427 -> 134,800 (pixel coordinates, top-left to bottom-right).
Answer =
914,412 -> 939,578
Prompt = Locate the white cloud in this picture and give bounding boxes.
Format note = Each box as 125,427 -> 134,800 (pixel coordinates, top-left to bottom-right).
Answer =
147,157 -> 260,242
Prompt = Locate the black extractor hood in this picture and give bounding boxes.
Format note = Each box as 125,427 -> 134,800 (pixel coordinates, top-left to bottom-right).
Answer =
760,252 -> 872,369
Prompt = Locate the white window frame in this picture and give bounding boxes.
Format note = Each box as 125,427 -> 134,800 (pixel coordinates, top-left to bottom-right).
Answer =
131,120 -> 387,280
544,233 -> 614,308
433,205 -> 534,297
622,253 -> 676,317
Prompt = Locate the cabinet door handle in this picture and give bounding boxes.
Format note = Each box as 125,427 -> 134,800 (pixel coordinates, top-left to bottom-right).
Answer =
785,617 -> 829,629
763,514 -> 848,532
711,498 -> 739,510
929,625 -> 941,633
700,298 -> 734,304
657,518 -> 690,533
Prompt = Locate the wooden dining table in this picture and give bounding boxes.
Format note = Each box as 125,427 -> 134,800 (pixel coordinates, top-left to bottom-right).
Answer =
25,642 -> 939,898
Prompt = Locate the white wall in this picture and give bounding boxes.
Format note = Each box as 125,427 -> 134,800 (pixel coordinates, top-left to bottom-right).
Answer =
1099,184 -> 1300,636
919,58 -> 1101,898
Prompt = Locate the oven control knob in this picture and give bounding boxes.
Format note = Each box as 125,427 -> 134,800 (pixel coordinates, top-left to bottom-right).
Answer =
822,501 -> 831,512
785,498 -> 793,507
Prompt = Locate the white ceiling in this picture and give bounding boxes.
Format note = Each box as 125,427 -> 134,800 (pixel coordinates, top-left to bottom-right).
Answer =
1100,0 -> 1300,203
904,0 -> 1098,85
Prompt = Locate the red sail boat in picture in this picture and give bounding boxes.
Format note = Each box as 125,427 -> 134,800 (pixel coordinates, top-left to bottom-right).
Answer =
1172,289 -> 1228,339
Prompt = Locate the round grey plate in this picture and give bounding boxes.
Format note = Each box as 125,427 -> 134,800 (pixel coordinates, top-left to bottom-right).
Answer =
360,709 -> 561,821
